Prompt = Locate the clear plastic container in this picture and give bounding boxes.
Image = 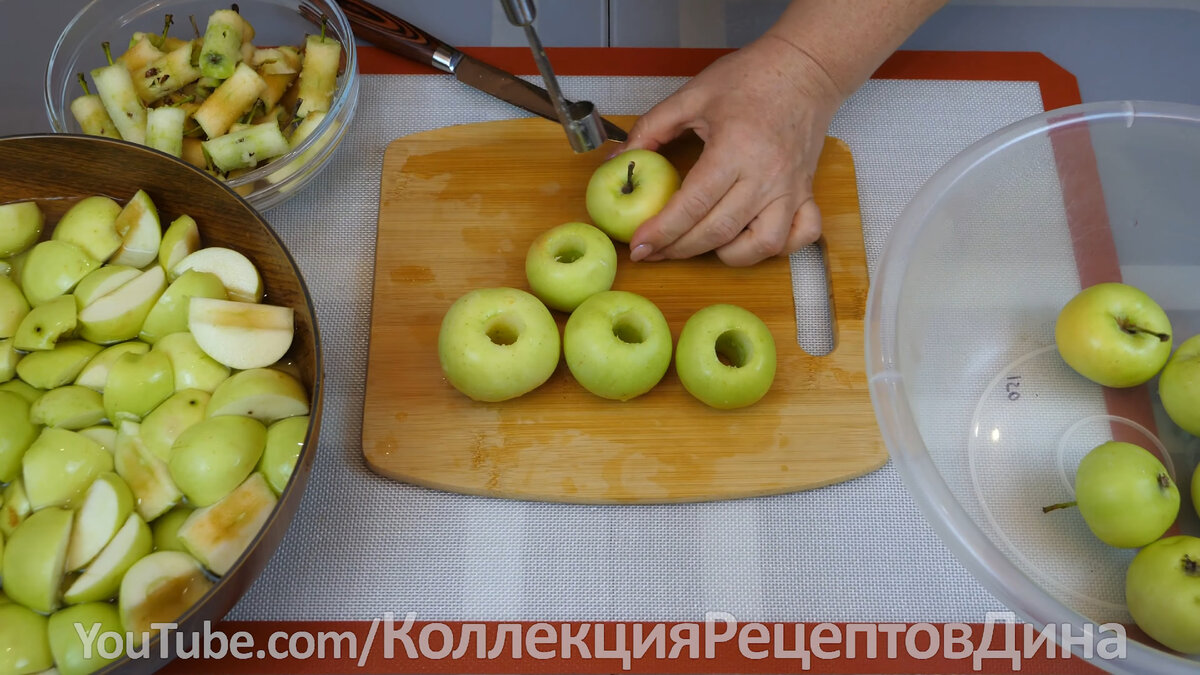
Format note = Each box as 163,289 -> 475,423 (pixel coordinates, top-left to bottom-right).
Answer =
866,100 -> 1200,674
45,0 -> 359,211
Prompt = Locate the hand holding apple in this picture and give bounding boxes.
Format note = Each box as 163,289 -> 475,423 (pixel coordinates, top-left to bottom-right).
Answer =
585,149 -> 680,244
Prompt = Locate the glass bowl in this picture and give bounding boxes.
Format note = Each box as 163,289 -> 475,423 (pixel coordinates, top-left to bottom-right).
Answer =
867,100 -> 1200,674
45,0 -> 359,212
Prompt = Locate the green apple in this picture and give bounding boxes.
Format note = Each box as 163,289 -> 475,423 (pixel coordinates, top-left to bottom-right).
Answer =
0,390 -> 37,482
0,274 -> 29,338
4,250 -> 30,290
17,340 -> 103,389
74,341 -> 150,391
66,471 -> 135,571
1,479 -> 31,537
0,378 -> 41,404
103,350 -> 174,423
525,221 -> 618,312
1056,441 -> 1180,548
63,512 -> 152,604
51,196 -> 123,261
108,189 -> 162,268
207,368 -> 308,424
187,297 -> 294,369
179,471 -> 276,576
21,240 -> 100,307
13,295 -> 78,351
141,389 -> 210,462
675,303 -> 777,409
72,265 -> 140,310
563,290 -> 672,401
0,200 -> 44,257
76,425 -> 117,453
151,332 -> 230,392
78,265 -> 167,344
169,415 -> 266,507
1054,282 -> 1172,388
1159,334 -> 1200,437
22,427 -> 114,510
0,259 -> 8,276
151,505 -> 194,552
438,287 -> 560,402
0,603 -> 53,675
47,602 -> 124,675
29,385 -> 105,429
158,214 -> 201,273
260,415 -> 307,494
118,550 -> 213,645
114,421 -> 182,521
139,270 -> 227,344
0,339 -> 18,383
585,149 -> 681,243
2,506 -> 73,613
170,247 -> 262,302
1126,535 -> 1200,654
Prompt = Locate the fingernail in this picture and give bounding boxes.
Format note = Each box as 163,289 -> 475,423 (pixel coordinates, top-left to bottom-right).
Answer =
605,144 -> 627,160
630,244 -> 653,262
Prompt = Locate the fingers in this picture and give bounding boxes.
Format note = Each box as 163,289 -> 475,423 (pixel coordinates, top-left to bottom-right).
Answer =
628,148 -> 737,261
716,194 -> 822,267
653,180 -> 763,260
623,91 -> 696,153
783,196 -> 822,252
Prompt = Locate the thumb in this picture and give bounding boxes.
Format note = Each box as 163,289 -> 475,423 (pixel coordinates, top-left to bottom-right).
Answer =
622,93 -> 695,153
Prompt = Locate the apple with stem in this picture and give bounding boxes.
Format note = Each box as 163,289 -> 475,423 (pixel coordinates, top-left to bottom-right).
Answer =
0,200 -> 44,257
152,331 -> 231,392
169,415 -> 267,507
1125,535 -> 1200,654
438,287 -> 560,402
525,222 -> 617,312
585,149 -> 681,244
1054,282 -> 1172,388
1159,334 -> 1200,437
187,297 -> 294,370
47,602 -> 125,675
563,290 -> 672,401
0,603 -> 53,675
2,506 -> 73,613
207,367 -> 308,424
675,304 -> 777,409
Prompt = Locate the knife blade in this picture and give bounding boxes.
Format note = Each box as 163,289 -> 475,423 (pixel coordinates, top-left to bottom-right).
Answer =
328,0 -> 628,142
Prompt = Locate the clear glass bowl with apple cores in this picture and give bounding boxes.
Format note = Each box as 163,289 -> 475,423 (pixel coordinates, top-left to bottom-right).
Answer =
866,100 -> 1200,673
44,0 -> 359,212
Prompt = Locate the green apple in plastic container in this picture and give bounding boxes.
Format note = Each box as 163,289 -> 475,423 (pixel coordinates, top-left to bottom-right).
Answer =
63,512 -> 152,604
675,304 -> 777,409
152,332 -> 231,392
0,200 -> 44,257
187,297 -> 294,370
22,427 -> 113,510
78,265 -> 167,344
2,506 -> 73,613
139,269 -> 227,343
1126,535 -> 1200,655
0,603 -> 53,675
1062,441 -> 1180,548
207,368 -> 308,424
65,471 -> 135,571
260,415 -> 307,494
169,415 -> 267,507
119,551 -> 214,645
48,602 -> 124,675
74,340 -> 150,391
0,390 -> 37,482
585,149 -> 681,243
563,290 -> 672,401
1159,334 -> 1200,437
114,421 -> 182,522
179,471 -> 277,575
103,349 -> 174,422
141,389 -> 210,462
50,195 -> 122,261
1054,282 -> 1172,388
525,222 -> 617,312
0,275 -> 29,338
20,240 -> 99,307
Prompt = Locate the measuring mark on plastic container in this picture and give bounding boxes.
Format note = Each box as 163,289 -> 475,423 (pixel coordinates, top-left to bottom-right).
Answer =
1005,375 -> 1022,401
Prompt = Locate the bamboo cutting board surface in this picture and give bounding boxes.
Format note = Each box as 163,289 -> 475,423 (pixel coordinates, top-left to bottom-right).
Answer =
362,116 -> 885,503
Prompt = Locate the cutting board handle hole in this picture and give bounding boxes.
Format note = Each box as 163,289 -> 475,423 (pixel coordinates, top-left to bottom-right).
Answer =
793,240 -> 835,357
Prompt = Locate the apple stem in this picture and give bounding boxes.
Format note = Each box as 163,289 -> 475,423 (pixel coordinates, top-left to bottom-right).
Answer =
161,14 -> 174,42
1184,555 -> 1199,577
1159,473 -> 1172,490
621,161 -> 635,195
1041,500 -> 1077,513
190,15 -> 201,39
1119,319 -> 1170,342
77,73 -> 91,96
102,41 -> 114,66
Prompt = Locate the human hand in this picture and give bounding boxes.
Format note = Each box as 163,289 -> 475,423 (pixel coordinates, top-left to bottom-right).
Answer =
621,34 -> 844,267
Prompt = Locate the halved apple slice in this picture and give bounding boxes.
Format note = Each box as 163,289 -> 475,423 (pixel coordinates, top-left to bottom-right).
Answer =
22,428 -> 113,510
66,471 -> 135,571
21,240 -> 100,307
1,478 -> 31,537
114,421 -> 182,521
141,389 -> 209,462
152,332 -> 230,392
28,384 -> 104,429
13,295 -> 77,352
158,215 -> 201,274
2,506 -> 73,613
118,551 -> 214,646
63,512 -> 152,604
0,390 -> 36,483
76,425 -> 117,453
51,196 -> 123,261
139,270 -> 227,343
208,367 -> 308,424
0,339 -> 17,383
74,340 -> 150,391
78,265 -> 167,344
72,265 -> 140,310
151,505 -> 194,552
108,190 -> 162,268
170,247 -> 262,302
16,339 -> 102,389
188,297 -> 293,369
178,472 -> 276,576
0,275 -> 29,339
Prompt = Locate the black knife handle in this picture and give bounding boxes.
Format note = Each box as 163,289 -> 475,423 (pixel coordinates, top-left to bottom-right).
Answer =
333,0 -> 461,72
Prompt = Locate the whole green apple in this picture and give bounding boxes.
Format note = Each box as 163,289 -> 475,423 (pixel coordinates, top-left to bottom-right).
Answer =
103,350 -> 174,422
2,506 -> 73,613
169,415 -> 267,506
16,339 -> 103,389
260,415 -> 308,494
20,240 -> 99,307
29,384 -> 105,429
151,332 -> 231,393
1159,334 -> 1200,437
0,390 -> 37,482
48,601 -> 125,675
138,269 -> 227,343
524,222 -> 617,312
0,274 -> 29,338
22,427 -> 114,510
438,287 -> 560,402
1126,535 -> 1200,654
0,200 -> 44,257
675,303 -> 777,409
1054,282 -> 1172,388
563,290 -> 672,401
0,603 -> 53,675
13,294 -> 78,352
585,149 -> 681,243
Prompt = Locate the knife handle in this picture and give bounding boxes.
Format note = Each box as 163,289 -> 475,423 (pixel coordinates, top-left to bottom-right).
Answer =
334,0 -> 462,72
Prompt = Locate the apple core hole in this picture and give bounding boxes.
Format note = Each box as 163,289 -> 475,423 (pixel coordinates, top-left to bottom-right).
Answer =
612,313 -> 648,344
554,236 -> 586,264
715,330 -> 752,368
486,317 -> 521,346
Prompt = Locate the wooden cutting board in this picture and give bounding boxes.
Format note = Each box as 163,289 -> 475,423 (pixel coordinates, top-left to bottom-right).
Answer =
362,115 -> 885,503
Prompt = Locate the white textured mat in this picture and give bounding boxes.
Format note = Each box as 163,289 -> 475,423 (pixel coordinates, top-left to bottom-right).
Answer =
228,74 -> 1046,622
